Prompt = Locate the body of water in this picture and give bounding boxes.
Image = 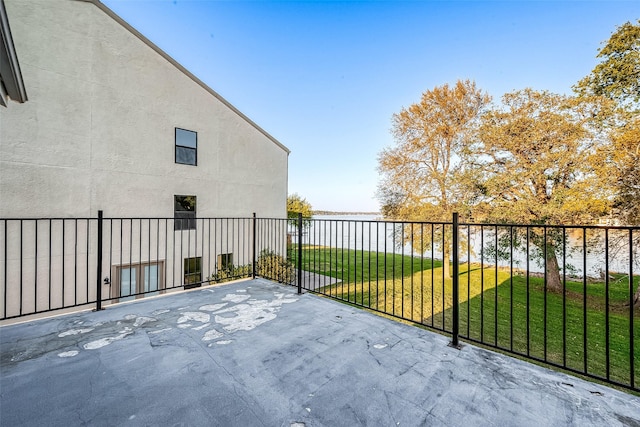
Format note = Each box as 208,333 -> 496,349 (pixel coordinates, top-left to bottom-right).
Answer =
295,215 -> 638,278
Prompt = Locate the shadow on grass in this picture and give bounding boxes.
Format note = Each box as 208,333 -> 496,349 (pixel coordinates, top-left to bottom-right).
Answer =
293,244 -> 640,389
438,271 -> 640,388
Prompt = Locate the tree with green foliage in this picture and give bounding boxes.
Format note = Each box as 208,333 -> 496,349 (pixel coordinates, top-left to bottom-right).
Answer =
575,20 -> 640,108
469,89 -> 611,292
377,79 -> 490,278
287,193 -> 313,235
609,121 -> 640,225
287,193 -> 313,219
575,20 -> 640,226
575,20 -> 640,305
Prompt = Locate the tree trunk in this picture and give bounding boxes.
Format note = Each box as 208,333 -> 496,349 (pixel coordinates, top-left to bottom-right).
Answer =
634,284 -> 640,308
545,248 -> 562,293
443,245 -> 451,279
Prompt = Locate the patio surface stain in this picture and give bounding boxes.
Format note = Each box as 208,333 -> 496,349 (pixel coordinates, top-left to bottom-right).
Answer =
1,279 -> 639,426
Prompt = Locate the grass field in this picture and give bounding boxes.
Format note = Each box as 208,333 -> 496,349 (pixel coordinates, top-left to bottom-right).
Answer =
289,244 -> 640,389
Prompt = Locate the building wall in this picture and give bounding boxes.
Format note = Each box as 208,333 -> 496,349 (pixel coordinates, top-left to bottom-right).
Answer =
0,0 -> 289,319
0,0 -> 289,219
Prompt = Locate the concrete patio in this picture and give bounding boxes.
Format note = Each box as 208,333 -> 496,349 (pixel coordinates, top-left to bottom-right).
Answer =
1,279 -> 639,426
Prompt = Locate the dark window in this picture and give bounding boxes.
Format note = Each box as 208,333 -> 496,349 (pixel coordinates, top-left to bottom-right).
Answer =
218,253 -> 233,270
174,195 -> 196,230
175,128 -> 197,165
184,257 -> 202,287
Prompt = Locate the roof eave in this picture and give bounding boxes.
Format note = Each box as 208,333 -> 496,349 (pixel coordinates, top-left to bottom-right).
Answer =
82,0 -> 290,155
0,0 -> 28,105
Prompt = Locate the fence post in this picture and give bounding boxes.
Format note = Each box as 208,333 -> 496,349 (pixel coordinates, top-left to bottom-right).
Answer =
449,212 -> 461,348
252,213 -> 257,279
95,210 -> 104,311
297,213 -> 303,294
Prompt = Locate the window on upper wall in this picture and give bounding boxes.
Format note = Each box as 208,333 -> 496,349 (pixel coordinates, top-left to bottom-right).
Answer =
174,195 -> 196,231
175,128 -> 197,165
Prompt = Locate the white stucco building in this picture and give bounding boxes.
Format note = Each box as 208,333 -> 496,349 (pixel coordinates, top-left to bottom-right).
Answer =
0,0 -> 289,318
0,0 -> 289,219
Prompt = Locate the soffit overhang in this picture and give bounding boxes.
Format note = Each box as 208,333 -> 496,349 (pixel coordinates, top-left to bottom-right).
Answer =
0,0 -> 27,106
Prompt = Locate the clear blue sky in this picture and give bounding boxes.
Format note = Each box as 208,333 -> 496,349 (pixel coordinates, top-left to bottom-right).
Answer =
103,0 -> 638,212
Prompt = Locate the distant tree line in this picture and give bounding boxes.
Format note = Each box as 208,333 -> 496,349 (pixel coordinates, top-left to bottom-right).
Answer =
312,210 -> 380,216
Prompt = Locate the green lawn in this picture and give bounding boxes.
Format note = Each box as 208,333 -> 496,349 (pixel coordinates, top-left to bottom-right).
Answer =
289,244 -> 640,389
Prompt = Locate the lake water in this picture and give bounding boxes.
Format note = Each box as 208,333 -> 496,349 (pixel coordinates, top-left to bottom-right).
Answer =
295,215 -> 638,278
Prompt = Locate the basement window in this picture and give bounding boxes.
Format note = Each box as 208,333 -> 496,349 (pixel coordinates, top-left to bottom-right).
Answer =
184,257 -> 202,288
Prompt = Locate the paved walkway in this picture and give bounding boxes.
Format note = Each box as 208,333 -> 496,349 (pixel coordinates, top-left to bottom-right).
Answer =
293,269 -> 341,290
1,279 -> 639,426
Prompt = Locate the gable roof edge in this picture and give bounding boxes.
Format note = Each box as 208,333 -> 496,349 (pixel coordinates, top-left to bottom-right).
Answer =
0,0 -> 27,105
81,0 -> 290,154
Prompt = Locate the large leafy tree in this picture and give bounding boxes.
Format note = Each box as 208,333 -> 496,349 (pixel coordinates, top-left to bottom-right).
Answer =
575,20 -> 640,305
610,120 -> 640,225
575,20 -> 640,108
377,79 -> 490,278
470,89 -> 610,292
576,20 -> 640,225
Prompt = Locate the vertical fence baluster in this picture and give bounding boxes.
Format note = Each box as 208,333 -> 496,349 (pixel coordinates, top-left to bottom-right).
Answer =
543,226 -> 548,362
562,227 -> 567,367
48,219 -> 52,311
494,225 -> 498,347
34,220 -> 38,313
468,225 -> 472,338
86,219 -> 90,305
252,213 -> 257,279
526,227 -> 530,357
582,228 -> 588,373
450,212 -> 460,348
510,226 -> 514,352
630,229 -> 635,389
383,222 -> 387,311
361,221 -> 364,306
480,225 -> 484,342
420,223 -> 424,325
367,222 -> 372,308
605,228 -> 610,381
431,224 -> 434,328
441,224 -> 445,330
95,210 -> 103,311
297,213 -> 303,294
3,220 -> 7,318
62,220 -> 66,310
401,222 -> 405,317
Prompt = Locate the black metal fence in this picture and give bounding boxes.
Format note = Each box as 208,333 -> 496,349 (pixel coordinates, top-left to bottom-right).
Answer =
289,213 -> 639,393
0,213 -> 284,320
1,212 -> 638,392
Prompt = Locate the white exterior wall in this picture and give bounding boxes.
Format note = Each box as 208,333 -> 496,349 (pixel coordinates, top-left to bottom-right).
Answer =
0,0 -> 288,219
0,0 -> 289,320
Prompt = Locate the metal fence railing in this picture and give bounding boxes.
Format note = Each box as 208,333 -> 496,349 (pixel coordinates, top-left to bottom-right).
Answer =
1,213 -> 262,319
287,213 -> 639,393
1,211 -> 638,392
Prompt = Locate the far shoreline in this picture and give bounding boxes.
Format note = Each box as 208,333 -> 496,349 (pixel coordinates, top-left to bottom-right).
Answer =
313,211 -> 380,216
